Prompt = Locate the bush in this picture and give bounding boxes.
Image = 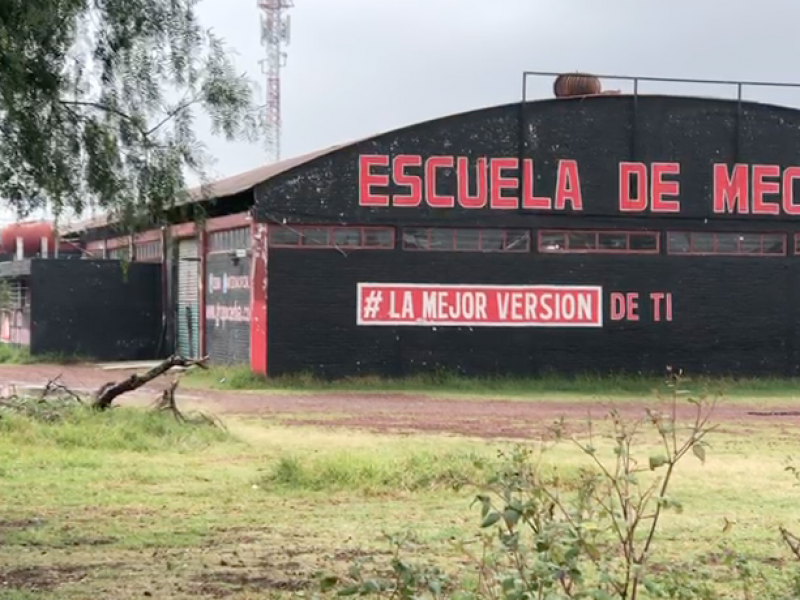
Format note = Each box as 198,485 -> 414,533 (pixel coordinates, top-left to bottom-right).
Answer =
0,344 -> 35,364
318,371 -> 724,599
0,345 -> 87,365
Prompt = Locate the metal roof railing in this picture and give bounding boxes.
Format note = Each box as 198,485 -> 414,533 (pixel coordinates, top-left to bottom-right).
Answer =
514,71 -> 800,212
521,70 -> 800,105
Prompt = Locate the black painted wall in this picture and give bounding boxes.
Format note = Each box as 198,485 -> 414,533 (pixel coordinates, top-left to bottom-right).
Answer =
267,249 -> 798,378
205,253 -> 251,364
30,260 -> 165,361
256,95 -> 800,378
255,95 -> 800,225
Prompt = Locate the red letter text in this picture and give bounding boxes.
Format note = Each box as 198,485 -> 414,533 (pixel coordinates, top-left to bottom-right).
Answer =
359,155 -> 390,206
392,155 -> 422,207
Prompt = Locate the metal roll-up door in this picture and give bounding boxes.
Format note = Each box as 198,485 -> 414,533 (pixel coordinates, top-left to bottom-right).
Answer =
177,238 -> 200,358
205,227 -> 251,364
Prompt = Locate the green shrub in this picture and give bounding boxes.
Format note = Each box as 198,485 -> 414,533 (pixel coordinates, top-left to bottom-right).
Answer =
0,345 -> 87,365
0,344 -> 35,364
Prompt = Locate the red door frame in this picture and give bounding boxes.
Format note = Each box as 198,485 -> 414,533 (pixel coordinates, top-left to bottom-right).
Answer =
250,222 -> 268,375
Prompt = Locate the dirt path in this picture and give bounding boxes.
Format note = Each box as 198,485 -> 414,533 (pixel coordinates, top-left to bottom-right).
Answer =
2,363 -> 798,438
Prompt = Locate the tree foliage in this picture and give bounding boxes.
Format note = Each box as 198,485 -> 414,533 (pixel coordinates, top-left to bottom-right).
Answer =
0,0 -> 263,224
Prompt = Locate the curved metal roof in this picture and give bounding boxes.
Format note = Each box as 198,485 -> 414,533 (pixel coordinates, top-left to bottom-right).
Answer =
61,140 -> 357,235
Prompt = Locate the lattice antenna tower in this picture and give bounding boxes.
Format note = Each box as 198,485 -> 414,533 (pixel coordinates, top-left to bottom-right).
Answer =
258,0 -> 293,163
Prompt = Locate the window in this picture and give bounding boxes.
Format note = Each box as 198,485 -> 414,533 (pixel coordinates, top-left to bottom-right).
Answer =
209,227 -> 249,253
363,229 -> 394,248
5,279 -> 28,309
107,246 -> 130,260
667,232 -> 786,256
334,228 -> 361,247
302,227 -> 331,246
538,230 -> 660,254
268,226 -> 394,250
135,240 -> 162,262
270,228 -> 300,246
401,228 -> 530,253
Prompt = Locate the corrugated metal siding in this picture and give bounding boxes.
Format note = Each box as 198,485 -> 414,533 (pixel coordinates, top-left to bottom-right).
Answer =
205,227 -> 251,364
177,238 -> 199,358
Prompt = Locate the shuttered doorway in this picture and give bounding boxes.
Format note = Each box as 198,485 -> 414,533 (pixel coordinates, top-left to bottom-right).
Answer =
205,227 -> 251,364
177,238 -> 200,358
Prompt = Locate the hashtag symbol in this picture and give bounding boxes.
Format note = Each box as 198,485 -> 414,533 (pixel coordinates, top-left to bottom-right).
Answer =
363,290 -> 383,319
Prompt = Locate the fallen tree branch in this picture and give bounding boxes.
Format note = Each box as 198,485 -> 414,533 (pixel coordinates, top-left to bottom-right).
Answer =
151,378 -> 185,422
781,527 -> 800,561
93,354 -> 208,410
148,375 -> 226,429
41,375 -> 84,405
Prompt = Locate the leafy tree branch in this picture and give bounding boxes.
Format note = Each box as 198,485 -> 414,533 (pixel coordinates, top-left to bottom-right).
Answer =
0,0 -> 265,226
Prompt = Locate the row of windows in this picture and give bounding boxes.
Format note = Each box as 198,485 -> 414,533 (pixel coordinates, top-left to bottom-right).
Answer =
269,226 -> 395,249
540,230 -> 659,254
100,227 -> 800,258
544,231 -> 787,256
106,231 -> 240,261
108,242 -> 161,261
100,226 -> 799,258
539,230 -> 788,256
268,226 -> 797,257
403,228 -> 530,252
667,232 -> 785,256
93,225 -> 800,259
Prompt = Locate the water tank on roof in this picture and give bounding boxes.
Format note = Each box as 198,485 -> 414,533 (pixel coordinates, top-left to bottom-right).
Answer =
0,221 -> 56,256
553,73 -> 603,97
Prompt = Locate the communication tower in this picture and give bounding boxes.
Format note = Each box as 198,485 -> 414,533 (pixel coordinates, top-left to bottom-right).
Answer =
258,0 -> 293,162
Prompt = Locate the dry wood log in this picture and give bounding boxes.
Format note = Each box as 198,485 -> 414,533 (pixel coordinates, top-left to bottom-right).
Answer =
152,378 -> 184,421
93,354 -> 208,410
781,527 -> 800,561
42,375 -> 84,404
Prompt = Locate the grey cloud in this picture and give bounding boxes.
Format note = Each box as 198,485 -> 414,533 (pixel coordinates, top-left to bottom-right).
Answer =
6,0 -> 800,225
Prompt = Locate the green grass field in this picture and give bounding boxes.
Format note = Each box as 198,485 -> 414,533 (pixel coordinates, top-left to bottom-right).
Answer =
184,364 -> 800,404
1,390 -> 800,600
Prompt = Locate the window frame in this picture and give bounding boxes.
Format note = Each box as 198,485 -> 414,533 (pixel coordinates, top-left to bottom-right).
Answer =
667,231 -> 787,257
537,229 -> 661,255
107,246 -> 131,260
134,239 -> 163,262
207,226 -> 251,255
268,225 -> 396,250
401,227 -> 531,253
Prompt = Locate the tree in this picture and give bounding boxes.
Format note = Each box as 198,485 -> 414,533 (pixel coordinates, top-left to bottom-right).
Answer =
0,0 -> 264,226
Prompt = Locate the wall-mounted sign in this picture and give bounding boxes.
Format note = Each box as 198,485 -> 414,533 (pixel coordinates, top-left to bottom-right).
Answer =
206,265 -> 251,327
358,155 -> 800,217
357,283 -> 603,327
205,254 -> 252,365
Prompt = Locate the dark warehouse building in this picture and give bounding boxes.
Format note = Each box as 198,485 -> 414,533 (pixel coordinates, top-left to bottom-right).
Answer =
56,72 -> 800,377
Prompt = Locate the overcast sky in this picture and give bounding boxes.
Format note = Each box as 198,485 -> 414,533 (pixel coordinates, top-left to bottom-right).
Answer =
8,0 -> 800,226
